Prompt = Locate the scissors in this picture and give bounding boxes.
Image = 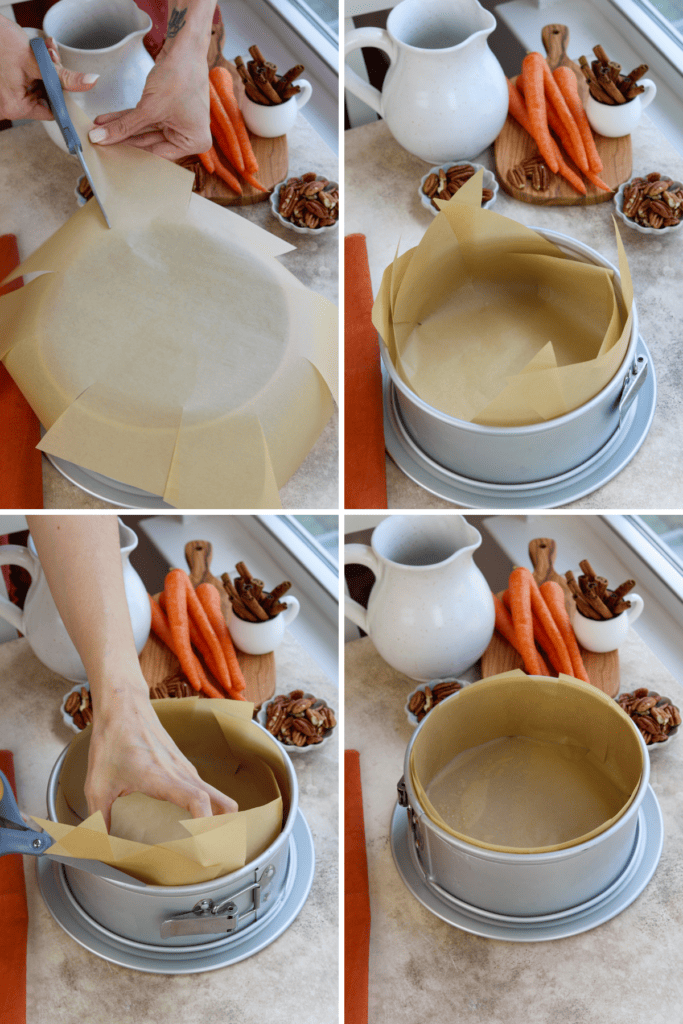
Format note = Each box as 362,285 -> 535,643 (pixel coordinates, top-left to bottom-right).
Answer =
0,767 -> 144,885
30,36 -> 111,228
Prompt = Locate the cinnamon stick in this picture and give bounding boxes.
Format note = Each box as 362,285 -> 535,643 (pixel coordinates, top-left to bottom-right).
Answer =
221,573 -> 259,622
275,64 -> 305,95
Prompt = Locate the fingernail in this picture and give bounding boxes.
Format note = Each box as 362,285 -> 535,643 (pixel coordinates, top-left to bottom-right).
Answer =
82,73 -> 100,84
89,127 -> 107,143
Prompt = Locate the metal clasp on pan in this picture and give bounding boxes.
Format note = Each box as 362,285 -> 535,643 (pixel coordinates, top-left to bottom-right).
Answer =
619,355 -> 648,427
397,776 -> 423,850
160,864 -> 276,938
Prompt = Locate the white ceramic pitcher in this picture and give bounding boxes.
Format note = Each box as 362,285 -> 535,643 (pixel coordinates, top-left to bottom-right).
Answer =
345,515 -> 495,681
38,0 -> 154,153
0,520 -> 151,682
344,0 -> 509,164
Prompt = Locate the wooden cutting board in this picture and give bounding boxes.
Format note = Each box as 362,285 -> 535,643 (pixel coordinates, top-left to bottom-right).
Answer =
183,60 -> 288,207
480,537 -> 619,696
494,24 -> 632,205
138,540 -> 276,708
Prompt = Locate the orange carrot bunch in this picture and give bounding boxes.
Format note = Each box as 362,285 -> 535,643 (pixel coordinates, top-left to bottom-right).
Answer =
197,67 -> 266,196
506,51 -> 611,197
149,569 -> 247,700
492,566 -> 590,684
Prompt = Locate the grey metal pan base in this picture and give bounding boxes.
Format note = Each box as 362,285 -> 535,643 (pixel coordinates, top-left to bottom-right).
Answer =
36,809 -> 315,973
383,335 -> 656,509
390,785 -> 663,942
45,453 -> 175,510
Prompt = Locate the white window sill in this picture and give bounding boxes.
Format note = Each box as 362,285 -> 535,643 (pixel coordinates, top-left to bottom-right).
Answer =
483,514 -> 683,682
497,0 -> 683,156
138,514 -> 339,684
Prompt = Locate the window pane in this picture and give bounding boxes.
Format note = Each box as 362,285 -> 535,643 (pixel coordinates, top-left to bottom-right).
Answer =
630,0 -> 683,45
635,515 -> 683,573
303,0 -> 339,33
292,515 -> 339,565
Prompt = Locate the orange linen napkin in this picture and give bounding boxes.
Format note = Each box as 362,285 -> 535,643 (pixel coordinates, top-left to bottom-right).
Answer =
0,751 -> 29,1024
344,234 -> 387,509
0,235 -> 42,509
345,749 -> 371,1024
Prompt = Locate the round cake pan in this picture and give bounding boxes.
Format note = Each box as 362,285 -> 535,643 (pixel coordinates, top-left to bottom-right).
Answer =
46,719 -> 300,948
402,674 -> 650,916
382,227 -> 645,484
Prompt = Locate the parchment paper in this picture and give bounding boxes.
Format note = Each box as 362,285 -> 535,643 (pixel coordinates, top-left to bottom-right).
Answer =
372,171 -> 634,427
33,697 -> 288,886
410,672 -> 643,853
0,102 -> 337,508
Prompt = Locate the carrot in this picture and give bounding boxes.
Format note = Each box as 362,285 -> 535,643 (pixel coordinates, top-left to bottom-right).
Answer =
517,76 -> 587,194
240,169 -> 267,193
208,79 -> 245,173
158,583 -> 224,699
198,149 -> 215,175
160,591 -> 225,686
511,70 -> 559,173
494,592 -> 551,675
210,145 -> 243,194
508,567 -> 546,676
531,611 -> 565,675
538,57 -> 589,173
519,568 -> 574,676
179,572 -> 247,701
149,593 -> 175,651
500,590 -> 552,675
553,66 -> 603,173
209,66 -> 260,176
540,581 -> 591,684
196,583 -> 247,694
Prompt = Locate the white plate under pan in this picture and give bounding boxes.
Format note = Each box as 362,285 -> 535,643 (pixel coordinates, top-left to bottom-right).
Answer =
383,335 -> 656,509
36,809 -> 315,973
390,784 -> 663,941
45,453 -> 175,509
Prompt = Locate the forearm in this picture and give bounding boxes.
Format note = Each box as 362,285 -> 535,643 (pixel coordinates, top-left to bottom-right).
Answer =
26,516 -> 148,718
158,0 -> 215,61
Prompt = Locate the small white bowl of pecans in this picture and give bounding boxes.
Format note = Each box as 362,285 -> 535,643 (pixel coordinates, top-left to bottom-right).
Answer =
419,162 -> 497,216
614,173 -> 683,235
405,678 -> 469,727
270,174 -> 339,234
61,683 -> 93,733
616,688 -> 680,749
259,690 -> 337,753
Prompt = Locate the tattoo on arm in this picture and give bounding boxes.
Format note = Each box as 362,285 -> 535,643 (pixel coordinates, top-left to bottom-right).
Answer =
167,7 -> 187,38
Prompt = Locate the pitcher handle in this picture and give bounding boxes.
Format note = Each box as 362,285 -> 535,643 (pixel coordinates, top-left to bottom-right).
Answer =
639,79 -> 657,111
344,544 -> 381,633
0,546 -> 38,634
344,27 -> 396,116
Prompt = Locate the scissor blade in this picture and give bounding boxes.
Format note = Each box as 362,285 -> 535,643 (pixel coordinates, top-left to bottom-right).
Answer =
76,147 -> 112,228
0,814 -> 27,831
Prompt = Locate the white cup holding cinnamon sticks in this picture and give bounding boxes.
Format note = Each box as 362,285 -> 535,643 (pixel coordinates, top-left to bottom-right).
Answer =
571,593 -> 644,653
585,80 -> 656,137
228,596 -> 301,655
241,81 -> 313,138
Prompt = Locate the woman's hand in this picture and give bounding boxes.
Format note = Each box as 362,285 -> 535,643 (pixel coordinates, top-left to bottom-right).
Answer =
0,16 -> 98,121
85,690 -> 238,832
88,49 -> 211,160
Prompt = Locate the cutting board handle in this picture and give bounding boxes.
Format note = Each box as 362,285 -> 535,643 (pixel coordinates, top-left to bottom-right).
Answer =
528,538 -> 558,585
185,540 -> 213,587
542,24 -> 570,70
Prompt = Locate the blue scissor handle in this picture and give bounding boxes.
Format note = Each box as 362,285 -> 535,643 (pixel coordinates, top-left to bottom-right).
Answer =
30,37 -> 81,155
0,768 -> 54,858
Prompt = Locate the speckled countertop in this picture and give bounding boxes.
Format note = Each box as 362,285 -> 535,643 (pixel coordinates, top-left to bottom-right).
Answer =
345,116 -> 683,509
0,112 -> 338,511
345,631 -> 683,1024
0,631 -> 338,1024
